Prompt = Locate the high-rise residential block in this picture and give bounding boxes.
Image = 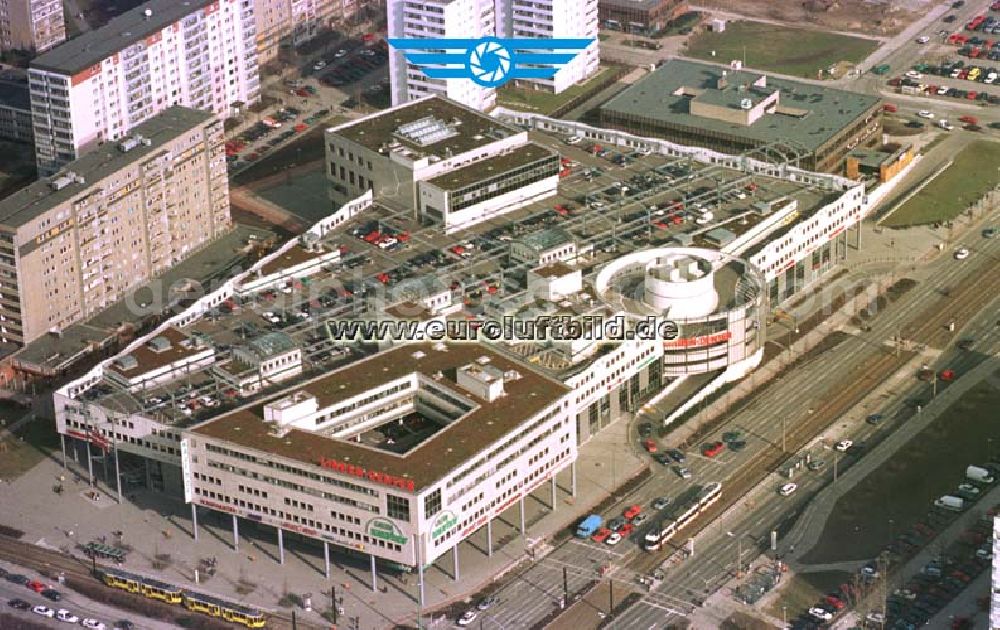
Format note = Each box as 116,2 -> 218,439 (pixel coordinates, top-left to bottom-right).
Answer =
498,0 -> 599,94
253,0 -> 339,65
388,0 -> 498,111
387,0 -> 598,110
28,0 -> 260,174
0,107 -> 231,346
0,0 -> 66,54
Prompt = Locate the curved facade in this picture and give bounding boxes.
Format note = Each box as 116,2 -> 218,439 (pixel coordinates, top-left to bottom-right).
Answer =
595,247 -> 766,376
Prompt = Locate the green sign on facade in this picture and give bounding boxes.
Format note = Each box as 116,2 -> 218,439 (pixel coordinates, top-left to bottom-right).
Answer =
367,517 -> 408,545
431,511 -> 458,539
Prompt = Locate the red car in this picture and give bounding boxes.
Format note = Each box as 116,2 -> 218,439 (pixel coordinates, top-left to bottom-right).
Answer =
825,594 -> 845,610
618,523 -> 634,536
591,527 -> 612,543
702,441 -> 726,458
623,504 -> 642,520
643,439 -> 658,453
26,580 -> 46,593
939,369 -> 956,381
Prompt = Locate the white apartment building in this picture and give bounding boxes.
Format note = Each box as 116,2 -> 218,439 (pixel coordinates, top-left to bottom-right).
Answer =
387,0 -> 598,109
253,0 -> 343,64
498,0 -> 599,93
388,0 -> 497,111
28,0 -> 260,174
0,107 -> 231,346
0,0 -> 65,53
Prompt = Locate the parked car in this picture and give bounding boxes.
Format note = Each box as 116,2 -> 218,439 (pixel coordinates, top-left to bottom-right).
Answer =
33,606 -> 55,618
624,505 -> 642,520
954,247 -> 970,259
7,599 -> 29,610
834,439 -> 853,452
702,441 -> 725,458
457,610 -> 478,626
667,449 -> 686,463
652,496 -> 671,510
674,466 -> 692,479
779,482 -> 798,497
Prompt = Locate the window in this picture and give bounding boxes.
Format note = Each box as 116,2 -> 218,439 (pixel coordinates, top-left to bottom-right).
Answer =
424,488 -> 441,518
387,494 -> 410,521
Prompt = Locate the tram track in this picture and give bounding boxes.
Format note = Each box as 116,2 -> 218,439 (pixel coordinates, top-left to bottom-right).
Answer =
627,245 -> 1000,577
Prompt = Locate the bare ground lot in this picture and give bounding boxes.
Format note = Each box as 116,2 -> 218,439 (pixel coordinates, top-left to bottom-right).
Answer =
801,371 -> 1000,565
694,0 -> 933,37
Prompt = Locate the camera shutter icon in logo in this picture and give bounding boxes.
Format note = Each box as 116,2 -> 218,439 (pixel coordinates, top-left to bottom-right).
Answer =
388,36 -> 593,88
466,38 -> 512,87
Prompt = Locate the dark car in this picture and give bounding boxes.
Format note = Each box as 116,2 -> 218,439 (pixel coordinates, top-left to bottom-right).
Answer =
667,448 -> 686,463
866,413 -> 884,425
638,422 -> 653,438
41,589 -> 61,602
7,598 -> 30,610
652,452 -> 670,465
114,622 -> 135,630
4,573 -> 28,585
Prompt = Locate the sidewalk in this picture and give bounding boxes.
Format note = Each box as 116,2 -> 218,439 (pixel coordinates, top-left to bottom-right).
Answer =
0,413 -> 647,630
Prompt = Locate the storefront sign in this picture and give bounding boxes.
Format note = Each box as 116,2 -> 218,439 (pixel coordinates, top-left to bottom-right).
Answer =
662,331 -> 731,349
367,518 -> 407,545
431,511 -> 458,539
318,457 -> 416,492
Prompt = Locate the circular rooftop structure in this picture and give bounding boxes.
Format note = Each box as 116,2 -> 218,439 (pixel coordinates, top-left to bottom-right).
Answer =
595,247 -> 767,377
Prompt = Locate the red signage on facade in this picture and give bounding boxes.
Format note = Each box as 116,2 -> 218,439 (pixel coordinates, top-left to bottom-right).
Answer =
71,64 -> 101,86
318,457 -> 416,492
662,331 -> 732,349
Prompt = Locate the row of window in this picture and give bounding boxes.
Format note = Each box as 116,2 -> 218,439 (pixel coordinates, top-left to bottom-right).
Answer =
203,442 -> 379,497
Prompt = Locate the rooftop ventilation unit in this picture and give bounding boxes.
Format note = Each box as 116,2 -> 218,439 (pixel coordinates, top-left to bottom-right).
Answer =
118,135 -> 150,152
48,171 -> 82,191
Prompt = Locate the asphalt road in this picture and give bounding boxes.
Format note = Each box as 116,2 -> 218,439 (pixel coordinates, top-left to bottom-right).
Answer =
601,215 -> 1000,628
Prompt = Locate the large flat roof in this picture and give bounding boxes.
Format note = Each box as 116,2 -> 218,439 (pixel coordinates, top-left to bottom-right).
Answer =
600,59 -> 880,153
31,0 -> 214,75
331,96 -> 522,157
0,107 -> 213,230
426,143 -> 557,191
191,343 -> 569,491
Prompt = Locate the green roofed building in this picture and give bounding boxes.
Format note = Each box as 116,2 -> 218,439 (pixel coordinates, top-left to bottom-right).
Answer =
599,59 -> 882,172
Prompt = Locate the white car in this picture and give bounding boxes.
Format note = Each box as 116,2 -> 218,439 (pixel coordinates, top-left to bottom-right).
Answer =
81,620 -> 107,630
905,70 -> 923,79
56,609 -> 80,623
986,72 -> 998,84
457,610 -> 478,626
33,606 -> 55,618
605,532 -> 623,545
917,110 -> 935,119
809,607 -> 834,621
834,439 -> 853,452
977,548 -> 993,560
937,85 -> 950,95
312,60 -> 326,70
334,49 -> 348,58
359,49 -> 376,57
778,482 -> 798,497
954,247 -> 970,260
938,119 -> 954,131
564,135 -> 581,145
916,35 -> 930,44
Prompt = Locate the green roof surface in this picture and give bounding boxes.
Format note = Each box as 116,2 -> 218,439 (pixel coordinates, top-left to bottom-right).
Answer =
600,59 -> 880,153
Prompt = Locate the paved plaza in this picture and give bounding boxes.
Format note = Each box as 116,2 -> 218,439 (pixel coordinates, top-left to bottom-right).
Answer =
0,414 -> 645,629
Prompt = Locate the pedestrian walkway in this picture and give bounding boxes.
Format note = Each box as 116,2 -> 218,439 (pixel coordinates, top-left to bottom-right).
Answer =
0,414 -> 647,630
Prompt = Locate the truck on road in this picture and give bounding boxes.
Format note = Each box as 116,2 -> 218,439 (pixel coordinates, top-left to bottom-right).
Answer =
575,514 -> 603,538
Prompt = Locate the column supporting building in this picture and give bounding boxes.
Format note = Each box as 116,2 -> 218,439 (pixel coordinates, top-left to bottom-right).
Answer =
486,519 -> 493,557
232,514 -> 239,552
452,544 -> 460,582
370,554 -> 377,592
191,504 -> 199,541
277,527 -> 284,565
324,541 -> 331,579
